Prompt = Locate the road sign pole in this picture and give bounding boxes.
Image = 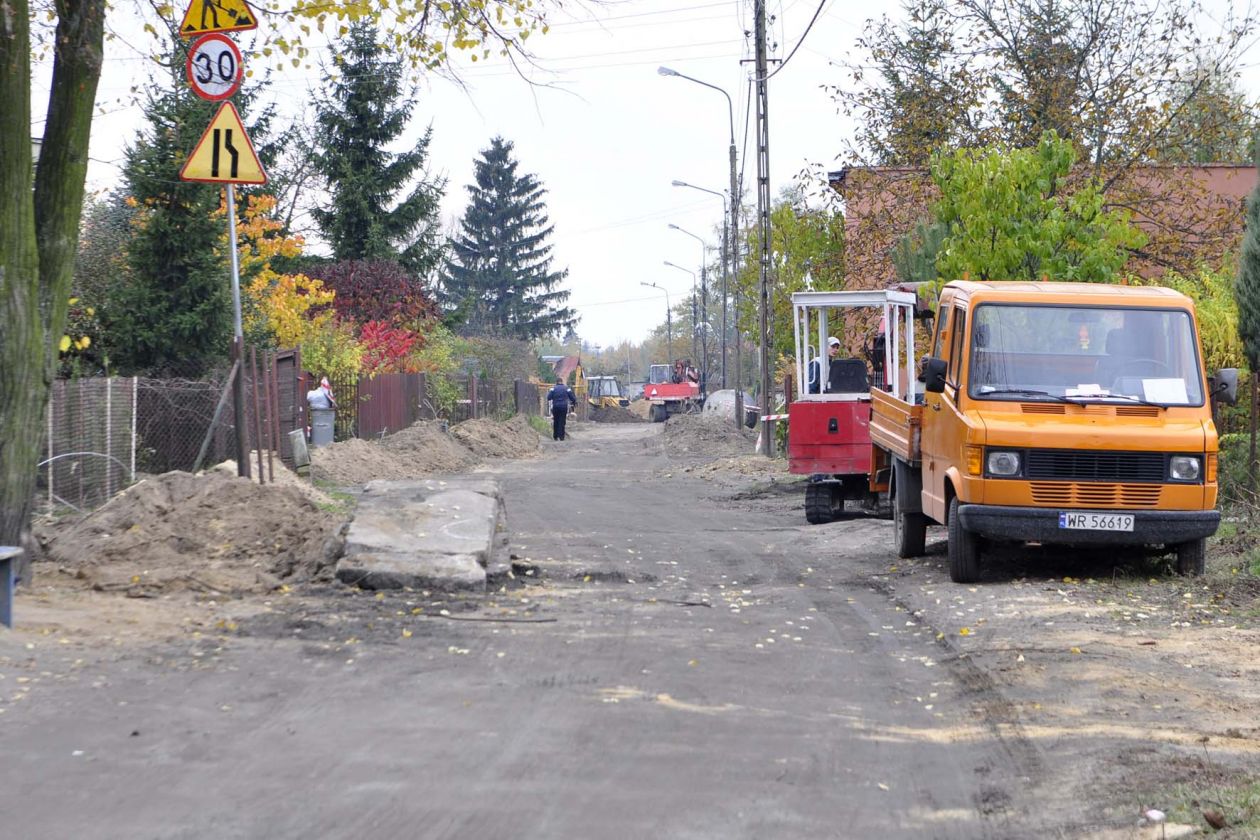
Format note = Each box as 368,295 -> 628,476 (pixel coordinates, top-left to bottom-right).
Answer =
227,183 -> 243,340
227,184 -> 249,478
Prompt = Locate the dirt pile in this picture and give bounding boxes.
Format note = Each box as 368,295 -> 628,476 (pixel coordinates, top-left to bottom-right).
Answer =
590,405 -> 646,423
312,422 -> 476,485
208,454 -> 337,507
312,417 -> 542,485
693,454 -> 788,477
628,400 -> 653,420
37,470 -> 344,595
450,414 -> 540,458
382,420 -> 481,470
660,412 -> 758,460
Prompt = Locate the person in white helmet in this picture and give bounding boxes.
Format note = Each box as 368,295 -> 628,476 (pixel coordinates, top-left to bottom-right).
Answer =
808,336 -> 842,394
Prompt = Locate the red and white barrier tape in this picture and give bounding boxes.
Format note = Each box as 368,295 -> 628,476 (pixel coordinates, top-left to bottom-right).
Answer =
761,413 -> 789,422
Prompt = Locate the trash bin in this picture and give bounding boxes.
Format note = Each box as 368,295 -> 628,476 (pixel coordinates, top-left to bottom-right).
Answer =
310,409 -> 335,447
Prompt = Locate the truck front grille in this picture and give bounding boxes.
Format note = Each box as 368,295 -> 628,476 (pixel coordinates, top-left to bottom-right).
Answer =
1030,482 -> 1163,508
1025,449 -> 1165,482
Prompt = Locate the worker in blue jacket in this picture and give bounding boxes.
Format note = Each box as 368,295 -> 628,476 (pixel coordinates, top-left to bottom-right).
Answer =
546,378 -> 577,441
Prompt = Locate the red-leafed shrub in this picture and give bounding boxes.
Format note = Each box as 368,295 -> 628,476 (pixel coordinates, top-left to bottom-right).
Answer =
360,319 -> 422,375
310,259 -> 439,328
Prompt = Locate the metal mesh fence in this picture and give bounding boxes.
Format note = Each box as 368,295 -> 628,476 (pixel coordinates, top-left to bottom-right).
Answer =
40,377 -> 138,514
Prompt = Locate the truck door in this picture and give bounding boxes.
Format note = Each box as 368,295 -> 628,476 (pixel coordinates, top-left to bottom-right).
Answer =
920,298 -> 968,523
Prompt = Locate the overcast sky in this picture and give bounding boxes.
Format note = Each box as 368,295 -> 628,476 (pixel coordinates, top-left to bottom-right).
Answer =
35,0 -> 1260,348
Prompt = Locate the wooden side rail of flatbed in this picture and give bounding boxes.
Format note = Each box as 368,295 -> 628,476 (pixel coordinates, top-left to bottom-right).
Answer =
869,388 -> 922,463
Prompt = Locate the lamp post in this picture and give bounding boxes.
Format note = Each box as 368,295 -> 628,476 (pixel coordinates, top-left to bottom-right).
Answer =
672,180 -> 728,392
659,66 -> 741,422
663,260 -> 697,371
668,224 -> 709,394
639,282 -> 673,361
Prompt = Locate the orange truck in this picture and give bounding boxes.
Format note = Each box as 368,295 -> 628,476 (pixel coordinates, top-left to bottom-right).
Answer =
870,281 -> 1239,583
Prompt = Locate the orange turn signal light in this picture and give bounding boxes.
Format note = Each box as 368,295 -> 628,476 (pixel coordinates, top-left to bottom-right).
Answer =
1206,453 -> 1218,483
965,445 -> 983,476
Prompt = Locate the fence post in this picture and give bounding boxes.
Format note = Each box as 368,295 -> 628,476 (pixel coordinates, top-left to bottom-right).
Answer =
45,386 -> 54,510
131,377 -> 137,483
470,376 -> 478,420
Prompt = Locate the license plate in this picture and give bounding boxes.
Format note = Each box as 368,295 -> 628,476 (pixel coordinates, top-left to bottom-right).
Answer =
1058,511 -> 1135,532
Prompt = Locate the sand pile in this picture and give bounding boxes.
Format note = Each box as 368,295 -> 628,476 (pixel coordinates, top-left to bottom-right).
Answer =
450,414 -> 540,458
590,405 -> 645,423
661,412 -> 758,460
37,470 -> 345,595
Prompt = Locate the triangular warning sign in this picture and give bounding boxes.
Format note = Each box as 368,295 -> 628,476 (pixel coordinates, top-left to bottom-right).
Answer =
179,102 -> 267,185
179,0 -> 258,37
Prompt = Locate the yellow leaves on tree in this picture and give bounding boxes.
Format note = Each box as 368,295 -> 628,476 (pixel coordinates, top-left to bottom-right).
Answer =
233,193 -> 362,379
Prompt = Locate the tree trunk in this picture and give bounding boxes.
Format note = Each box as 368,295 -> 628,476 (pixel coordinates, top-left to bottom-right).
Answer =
0,0 -> 105,546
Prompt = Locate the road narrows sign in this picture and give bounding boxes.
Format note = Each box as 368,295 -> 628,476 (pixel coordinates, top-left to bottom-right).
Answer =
179,0 -> 258,37
179,101 -> 268,184
185,33 -> 244,101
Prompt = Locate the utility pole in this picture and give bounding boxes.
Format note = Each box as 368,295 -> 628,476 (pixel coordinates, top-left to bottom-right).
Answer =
754,0 -> 773,456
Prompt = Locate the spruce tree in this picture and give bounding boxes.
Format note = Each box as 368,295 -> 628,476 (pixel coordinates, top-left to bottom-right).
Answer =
107,68 -> 229,375
312,22 -> 444,279
444,137 -> 574,339
105,52 -> 277,376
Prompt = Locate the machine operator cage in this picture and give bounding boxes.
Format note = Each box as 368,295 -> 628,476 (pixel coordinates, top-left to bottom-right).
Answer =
791,289 -> 919,403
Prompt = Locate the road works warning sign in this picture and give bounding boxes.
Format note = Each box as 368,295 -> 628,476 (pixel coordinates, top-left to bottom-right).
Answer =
179,101 -> 267,184
179,0 -> 258,37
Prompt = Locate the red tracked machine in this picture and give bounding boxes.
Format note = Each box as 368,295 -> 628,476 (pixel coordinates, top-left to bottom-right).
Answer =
788,289 -> 920,523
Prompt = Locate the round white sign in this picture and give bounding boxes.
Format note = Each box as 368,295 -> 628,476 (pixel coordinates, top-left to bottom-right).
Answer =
185,33 -> 244,102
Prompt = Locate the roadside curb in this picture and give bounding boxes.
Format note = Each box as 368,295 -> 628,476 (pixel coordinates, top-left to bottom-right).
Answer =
336,478 -> 504,592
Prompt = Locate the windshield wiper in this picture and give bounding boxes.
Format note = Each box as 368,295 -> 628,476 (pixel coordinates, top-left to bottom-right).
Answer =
1063,393 -> 1165,409
976,388 -> 1070,402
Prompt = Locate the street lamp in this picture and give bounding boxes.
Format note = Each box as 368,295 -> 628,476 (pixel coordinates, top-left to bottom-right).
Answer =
663,260 -> 697,370
659,66 -> 741,422
672,180 -> 729,392
639,282 -> 673,361
668,224 -> 710,395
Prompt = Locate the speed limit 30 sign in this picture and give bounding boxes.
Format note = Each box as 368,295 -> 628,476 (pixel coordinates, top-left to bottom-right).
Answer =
186,33 -> 244,101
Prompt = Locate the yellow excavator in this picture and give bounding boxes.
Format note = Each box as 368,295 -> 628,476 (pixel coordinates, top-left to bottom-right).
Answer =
585,375 -> 630,409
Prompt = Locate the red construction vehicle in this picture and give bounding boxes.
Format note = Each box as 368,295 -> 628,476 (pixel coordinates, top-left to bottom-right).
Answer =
644,360 -> 703,423
788,290 -> 920,523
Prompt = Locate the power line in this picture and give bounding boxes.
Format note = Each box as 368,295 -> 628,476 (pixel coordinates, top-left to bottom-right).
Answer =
764,0 -> 830,80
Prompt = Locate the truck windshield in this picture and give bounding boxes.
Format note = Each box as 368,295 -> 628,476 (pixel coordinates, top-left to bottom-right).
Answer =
967,304 -> 1204,406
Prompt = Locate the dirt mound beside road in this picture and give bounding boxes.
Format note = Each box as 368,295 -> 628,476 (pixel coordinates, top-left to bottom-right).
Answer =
660,412 -> 758,460
382,420 -> 480,470
38,470 -> 344,595
450,414 -> 540,458
590,405 -> 645,423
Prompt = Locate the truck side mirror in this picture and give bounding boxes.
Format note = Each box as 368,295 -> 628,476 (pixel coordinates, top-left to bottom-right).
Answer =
1211,368 -> 1239,405
923,357 -> 948,393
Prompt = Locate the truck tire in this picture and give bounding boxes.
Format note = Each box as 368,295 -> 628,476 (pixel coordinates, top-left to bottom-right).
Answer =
1174,537 -> 1206,576
805,483 -> 834,524
893,506 -> 927,558
947,497 -> 981,583
649,404 -> 667,423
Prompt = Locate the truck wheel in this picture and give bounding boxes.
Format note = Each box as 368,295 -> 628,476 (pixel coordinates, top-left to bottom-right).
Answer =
1174,537 -> 1206,576
805,483 -> 834,524
947,497 -> 981,583
649,404 -> 667,423
894,506 -> 927,559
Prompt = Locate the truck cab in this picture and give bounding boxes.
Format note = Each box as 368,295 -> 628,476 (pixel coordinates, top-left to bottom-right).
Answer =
871,281 -> 1238,583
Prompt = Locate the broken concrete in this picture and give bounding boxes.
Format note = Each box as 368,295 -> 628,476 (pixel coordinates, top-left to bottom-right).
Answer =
336,478 -> 503,592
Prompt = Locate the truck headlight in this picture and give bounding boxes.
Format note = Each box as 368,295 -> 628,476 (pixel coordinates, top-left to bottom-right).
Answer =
1169,455 -> 1201,481
987,451 -> 1021,477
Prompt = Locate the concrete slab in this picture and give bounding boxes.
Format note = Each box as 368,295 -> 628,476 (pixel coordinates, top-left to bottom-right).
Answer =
337,478 -> 502,592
